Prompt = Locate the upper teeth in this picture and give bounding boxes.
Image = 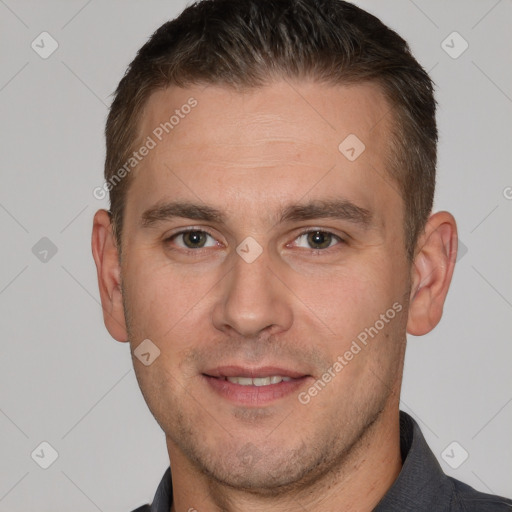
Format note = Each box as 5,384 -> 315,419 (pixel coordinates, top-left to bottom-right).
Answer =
225,376 -> 292,386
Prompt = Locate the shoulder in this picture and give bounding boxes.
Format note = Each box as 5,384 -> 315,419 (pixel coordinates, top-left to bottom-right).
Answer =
129,506 -> 151,512
450,477 -> 512,511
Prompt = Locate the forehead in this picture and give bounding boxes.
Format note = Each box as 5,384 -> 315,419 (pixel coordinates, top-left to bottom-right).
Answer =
138,80 -> 392,154
127,80 -> 399,227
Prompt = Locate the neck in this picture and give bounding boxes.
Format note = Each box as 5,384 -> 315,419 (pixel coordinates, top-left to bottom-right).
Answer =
168,407 -> 402,512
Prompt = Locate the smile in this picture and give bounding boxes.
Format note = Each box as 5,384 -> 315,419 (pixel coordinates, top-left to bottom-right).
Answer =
219,376 -> 293,386
202,370 -> 311,406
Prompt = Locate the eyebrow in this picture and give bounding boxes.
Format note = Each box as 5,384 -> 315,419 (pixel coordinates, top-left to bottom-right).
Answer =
140,198 -> 373,229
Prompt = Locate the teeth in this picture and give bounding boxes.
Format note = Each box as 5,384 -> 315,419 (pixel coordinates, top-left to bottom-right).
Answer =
225,376 -> 293,386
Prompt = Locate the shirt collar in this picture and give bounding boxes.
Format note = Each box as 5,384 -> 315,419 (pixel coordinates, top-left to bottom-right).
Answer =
373,410 -> 454,511
150,411 -> 453,512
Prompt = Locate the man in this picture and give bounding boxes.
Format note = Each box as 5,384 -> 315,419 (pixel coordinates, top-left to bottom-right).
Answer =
91,0 -> 512,510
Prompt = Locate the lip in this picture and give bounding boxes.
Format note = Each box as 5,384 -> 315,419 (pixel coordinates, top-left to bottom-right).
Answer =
202,365 -> 312,406
203,365 -> 308,379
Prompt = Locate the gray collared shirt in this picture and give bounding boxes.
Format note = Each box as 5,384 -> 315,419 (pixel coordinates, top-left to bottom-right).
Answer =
132,411 -> 512,511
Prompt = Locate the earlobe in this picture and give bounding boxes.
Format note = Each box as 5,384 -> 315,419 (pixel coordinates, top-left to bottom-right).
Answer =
91,209 -> 129,342
406,211 -> 458,336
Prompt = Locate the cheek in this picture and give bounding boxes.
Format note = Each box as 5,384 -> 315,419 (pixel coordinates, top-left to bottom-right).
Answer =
122,249 -> 220,341
305,269 -> 407,394
294,262 -> 396,338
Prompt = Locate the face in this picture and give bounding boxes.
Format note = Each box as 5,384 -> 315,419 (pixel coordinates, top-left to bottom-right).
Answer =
117,81 -> 412,491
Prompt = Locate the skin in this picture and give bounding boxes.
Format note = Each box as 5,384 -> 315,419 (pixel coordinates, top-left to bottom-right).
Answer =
92,80 -> 458,512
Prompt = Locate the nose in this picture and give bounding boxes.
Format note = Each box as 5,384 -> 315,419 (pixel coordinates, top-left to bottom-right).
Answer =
211,246 -> 294,339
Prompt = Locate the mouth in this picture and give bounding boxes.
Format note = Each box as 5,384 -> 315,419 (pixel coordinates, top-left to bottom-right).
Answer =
215,375 -> 294,386
202,365 -> 312,406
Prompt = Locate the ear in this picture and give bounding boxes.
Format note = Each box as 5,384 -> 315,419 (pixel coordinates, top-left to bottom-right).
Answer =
407,211 -> 458,336
91,209 -> 129,342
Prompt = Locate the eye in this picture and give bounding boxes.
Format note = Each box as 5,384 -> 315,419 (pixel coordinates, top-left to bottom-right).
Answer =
166,229 -> 218,250
292,230 -> 344,251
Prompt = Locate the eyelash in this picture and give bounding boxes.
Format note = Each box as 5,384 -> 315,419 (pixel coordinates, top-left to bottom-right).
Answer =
164,228 -> 346,254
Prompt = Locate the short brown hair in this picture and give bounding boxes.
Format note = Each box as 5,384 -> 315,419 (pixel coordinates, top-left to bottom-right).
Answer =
105,0 -> 437,260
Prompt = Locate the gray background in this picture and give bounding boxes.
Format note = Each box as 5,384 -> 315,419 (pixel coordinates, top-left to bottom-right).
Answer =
0,0 -> 511,510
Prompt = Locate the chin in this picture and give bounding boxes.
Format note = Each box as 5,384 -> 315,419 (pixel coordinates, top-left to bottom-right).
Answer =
184,437 -> 333,496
